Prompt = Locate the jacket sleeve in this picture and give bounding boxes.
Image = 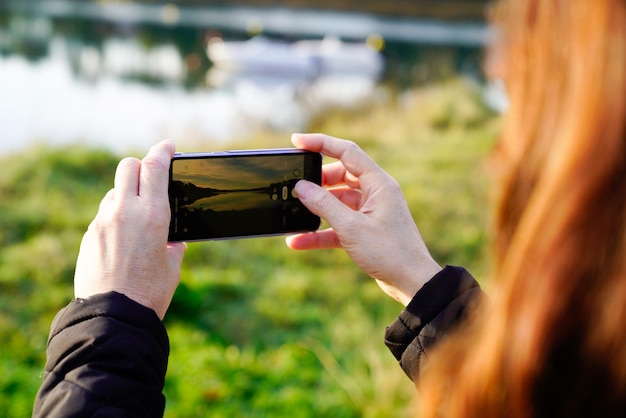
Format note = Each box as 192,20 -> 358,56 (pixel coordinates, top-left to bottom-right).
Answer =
384,265 -> 482,382
33,291 -> 170,418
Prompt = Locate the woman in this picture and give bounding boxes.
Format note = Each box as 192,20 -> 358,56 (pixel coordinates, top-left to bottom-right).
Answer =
418,0 -> 626,416
290,0 -> 626,416
34,0 -> 625,416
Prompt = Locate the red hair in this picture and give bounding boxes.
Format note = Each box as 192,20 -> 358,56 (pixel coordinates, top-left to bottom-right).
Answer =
418,0 -> 626,416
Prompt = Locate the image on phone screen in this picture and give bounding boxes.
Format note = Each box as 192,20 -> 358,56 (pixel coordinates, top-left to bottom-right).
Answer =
168,151 -> 321,241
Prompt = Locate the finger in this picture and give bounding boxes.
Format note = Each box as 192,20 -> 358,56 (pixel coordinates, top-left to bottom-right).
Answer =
286,228 -> 341,250
294,179 -> 358,229
92,189 -> 116,222
139,140 -> 176,199
323,161 -> 361,189
114,157 -> 141,197
99,188 -> 115,207
291,133 -> 379,178
328,187 -> 362,211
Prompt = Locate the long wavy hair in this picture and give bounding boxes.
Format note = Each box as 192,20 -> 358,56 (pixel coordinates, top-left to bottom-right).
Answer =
418,0 -> 626,416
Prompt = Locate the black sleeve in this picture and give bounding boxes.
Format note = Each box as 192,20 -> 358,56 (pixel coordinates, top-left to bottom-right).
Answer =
384,265 -> 482,382
33,291 -> 170,418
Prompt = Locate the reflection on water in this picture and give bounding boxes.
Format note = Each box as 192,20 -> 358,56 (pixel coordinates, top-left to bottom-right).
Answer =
0,5 -> 487,154
0,37 -> 310,154
192,191 -> 272,212
0,33 -> 384,154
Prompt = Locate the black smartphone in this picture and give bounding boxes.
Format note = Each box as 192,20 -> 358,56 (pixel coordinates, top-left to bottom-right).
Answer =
168,148 -> 322,241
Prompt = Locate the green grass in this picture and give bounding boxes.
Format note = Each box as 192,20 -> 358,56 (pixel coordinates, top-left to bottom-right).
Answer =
0,78 -> 499,417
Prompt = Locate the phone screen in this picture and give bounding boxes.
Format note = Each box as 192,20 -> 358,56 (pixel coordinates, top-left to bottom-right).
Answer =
168,150 -> 322,241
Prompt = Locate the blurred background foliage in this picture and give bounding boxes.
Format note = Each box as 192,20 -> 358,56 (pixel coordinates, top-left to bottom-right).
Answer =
0,0 -> 500,416
0,79 -> 499,417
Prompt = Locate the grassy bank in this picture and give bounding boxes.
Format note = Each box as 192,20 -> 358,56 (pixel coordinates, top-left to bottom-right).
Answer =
0,78 -> 499,417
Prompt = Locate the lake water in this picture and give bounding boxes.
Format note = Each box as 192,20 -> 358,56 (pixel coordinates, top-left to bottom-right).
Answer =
0,2 -> 489,155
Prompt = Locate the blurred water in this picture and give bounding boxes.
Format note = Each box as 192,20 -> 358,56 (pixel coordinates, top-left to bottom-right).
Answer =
0,37 -> 386,154
0,3 -> 488,155
0,37 -> 307,154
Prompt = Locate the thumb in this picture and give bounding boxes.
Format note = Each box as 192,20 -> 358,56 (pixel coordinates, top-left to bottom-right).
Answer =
295,180 -> 353,227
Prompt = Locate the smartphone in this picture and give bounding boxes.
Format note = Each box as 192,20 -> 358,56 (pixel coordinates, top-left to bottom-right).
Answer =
168,148 -> 322,241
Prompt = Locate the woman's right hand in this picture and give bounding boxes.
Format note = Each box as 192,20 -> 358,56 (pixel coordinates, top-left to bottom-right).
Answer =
286,133 -> 442,306
74,140 -> 187,320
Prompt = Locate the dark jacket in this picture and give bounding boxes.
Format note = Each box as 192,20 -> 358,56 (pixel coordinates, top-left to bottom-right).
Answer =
384,265 -> 482,381
33,266 -> 481,416
33,292 -> 169,417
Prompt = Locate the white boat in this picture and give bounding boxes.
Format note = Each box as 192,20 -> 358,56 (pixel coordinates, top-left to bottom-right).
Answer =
206,35 -> 384,80
206,36 -> 314,77
293,36 -> 384,78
